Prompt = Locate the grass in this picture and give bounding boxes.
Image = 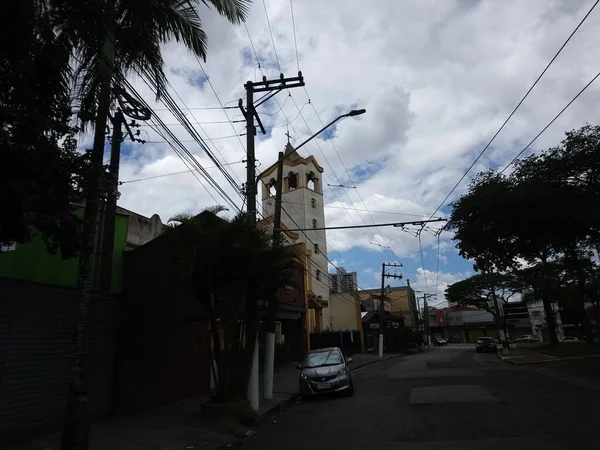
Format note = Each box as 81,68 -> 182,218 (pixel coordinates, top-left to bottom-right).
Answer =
536,343 -> 600,358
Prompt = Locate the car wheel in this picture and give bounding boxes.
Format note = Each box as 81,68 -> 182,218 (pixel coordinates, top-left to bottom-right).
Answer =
346,384 -> 354,397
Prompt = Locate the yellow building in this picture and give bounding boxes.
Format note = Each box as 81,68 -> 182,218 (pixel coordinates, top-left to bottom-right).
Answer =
358,286 -> 417,328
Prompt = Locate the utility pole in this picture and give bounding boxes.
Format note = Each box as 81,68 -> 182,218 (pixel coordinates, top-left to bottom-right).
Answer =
379,263 -> 403,357
406,279 -> 421,350
98,110 -> 123,293
98,90 -> 150,293
240,73 -> 304,410
418,293 -> 436,346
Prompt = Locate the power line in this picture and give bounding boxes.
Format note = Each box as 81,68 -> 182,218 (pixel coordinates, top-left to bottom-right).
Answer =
264,199 -> 430,217
423,0 -> 600,223
286,219 -> 446,231
500,69 -> 600,173
290,0 -> 300,72
262,0 -> 282,73
151,106 -> 237,111
142,133 -> 246,144
286,94 -> 404,263
119,161 -> 245,185
300,93 -> 404,264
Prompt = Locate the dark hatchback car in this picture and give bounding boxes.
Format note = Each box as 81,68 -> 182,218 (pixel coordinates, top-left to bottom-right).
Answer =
297,347 -> 354,398
475,337 -> 498,353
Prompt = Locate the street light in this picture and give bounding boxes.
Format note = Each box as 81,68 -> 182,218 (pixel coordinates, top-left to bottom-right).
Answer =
270,107 -> 367,244
276,108 -> 366,162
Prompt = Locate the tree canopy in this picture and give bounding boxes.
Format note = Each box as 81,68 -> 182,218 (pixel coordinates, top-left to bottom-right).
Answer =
447,125 -> 600,344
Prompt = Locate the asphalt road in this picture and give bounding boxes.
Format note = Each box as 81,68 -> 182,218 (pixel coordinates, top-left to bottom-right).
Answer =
243,345 -> 600,450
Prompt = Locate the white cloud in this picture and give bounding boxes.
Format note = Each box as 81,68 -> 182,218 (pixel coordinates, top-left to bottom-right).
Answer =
108,0 -> 600,265
414,267 -> 473,308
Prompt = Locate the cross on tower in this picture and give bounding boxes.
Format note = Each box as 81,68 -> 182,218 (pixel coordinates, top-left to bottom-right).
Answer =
285,129 -> 292,144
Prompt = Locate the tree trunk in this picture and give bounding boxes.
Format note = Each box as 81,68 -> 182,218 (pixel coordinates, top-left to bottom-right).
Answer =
540,258 -> 559,344
61,33 -> 114,450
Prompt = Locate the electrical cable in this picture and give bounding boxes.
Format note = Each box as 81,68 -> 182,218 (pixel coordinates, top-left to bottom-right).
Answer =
423,0 -> 600,224
262,0 -> 282,73
500,69 -> 600,173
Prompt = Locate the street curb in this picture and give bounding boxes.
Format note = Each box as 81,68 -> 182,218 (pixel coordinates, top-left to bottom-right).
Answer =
243,394 -> 299,426
497,352 -> 600,366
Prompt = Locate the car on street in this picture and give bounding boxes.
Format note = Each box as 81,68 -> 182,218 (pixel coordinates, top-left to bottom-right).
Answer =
475,337 -> 498,353
560,336 -> 581,343
433,337 -> 448,346
515,335 -> 540,343
297,347 -> 354,398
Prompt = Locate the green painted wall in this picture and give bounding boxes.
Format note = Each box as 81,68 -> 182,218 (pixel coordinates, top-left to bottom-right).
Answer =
0,211 -> 129,293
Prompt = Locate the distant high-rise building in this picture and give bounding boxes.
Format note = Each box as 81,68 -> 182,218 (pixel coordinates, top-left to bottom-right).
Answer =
330,267 -> 357,293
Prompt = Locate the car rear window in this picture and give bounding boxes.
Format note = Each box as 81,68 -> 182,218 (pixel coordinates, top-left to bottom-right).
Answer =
477,338 -> 494,343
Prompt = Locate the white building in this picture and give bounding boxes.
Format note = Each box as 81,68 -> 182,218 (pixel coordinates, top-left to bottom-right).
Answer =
259,142 -> 329,333
527,300 -> 564,341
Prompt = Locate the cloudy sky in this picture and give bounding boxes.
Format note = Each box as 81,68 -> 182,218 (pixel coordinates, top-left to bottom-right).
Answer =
110,0 -> 600,307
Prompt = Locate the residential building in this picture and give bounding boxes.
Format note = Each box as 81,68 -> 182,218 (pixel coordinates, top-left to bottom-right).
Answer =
322,291 -> 363,333
527,300 -> 564,341
358,285 -> 417,328
0,205 -> 164,293
330,267 -> 357,293
259,142 -> 329,333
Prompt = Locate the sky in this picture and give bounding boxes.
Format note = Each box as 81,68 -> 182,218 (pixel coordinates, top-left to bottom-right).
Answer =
102,0 -> 600,307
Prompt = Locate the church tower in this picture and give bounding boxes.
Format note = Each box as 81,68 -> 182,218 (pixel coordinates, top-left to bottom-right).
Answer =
259,142 -> 329,333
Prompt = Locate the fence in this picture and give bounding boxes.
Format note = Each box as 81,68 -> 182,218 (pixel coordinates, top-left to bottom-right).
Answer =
309,330 -> 361,356
0,278 -> 119,439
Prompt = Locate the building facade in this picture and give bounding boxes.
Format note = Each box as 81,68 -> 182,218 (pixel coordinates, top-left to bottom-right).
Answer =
330,267 -> 358,293
358,285 -> 416,328
259,142 -> 329,333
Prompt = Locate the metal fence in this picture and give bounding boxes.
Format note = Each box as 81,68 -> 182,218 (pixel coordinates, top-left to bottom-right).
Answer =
0,278 -> 119,438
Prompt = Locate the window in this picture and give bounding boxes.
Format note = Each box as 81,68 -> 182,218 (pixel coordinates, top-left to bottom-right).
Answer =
287,171 -> 298,190
530,310 -> 541,318
316,270 -> 321,281
306,171 -> 317,191
314,243 -> 319,254
311,198 -> 316,208
312,219 -> 317,229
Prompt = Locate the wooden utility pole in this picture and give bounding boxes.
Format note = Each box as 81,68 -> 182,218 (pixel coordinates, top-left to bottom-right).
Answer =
379,263 -> 403,357
240,73 -> 305,409
99,110 -> 123,293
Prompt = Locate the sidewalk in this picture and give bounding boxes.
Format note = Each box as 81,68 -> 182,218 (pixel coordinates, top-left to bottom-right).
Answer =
7,354 -> 401,450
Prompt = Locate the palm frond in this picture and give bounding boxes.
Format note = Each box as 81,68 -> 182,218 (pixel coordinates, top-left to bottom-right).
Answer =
202,0 -> 252,24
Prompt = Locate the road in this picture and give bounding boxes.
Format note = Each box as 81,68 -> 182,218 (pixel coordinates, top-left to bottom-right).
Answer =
243,345 -> 600,450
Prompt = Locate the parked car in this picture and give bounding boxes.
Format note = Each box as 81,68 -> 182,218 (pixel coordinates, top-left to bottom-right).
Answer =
297,347 -> 354,398
475,337 -> 498,353
560,336 -> 581,343
515,335 -> 540,343
434,337 -> 448,346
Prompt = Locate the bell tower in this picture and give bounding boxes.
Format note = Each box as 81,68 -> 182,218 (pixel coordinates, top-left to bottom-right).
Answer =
259,143 -> 329,332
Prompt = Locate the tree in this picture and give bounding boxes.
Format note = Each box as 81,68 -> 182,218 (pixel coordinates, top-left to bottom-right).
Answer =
447,126 -> 600,344
43,1 -> 252,448
445,273 -> 525,343
1,0 -> 88,257
161,208 -> 297,404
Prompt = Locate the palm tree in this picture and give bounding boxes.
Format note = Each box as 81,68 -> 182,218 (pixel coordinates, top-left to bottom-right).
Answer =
162,208 -> 298,403
45,2 -> 252,448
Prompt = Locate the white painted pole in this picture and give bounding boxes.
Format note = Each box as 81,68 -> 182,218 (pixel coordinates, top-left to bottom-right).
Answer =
247,336 -> 259,410
263,332 -> 275,399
